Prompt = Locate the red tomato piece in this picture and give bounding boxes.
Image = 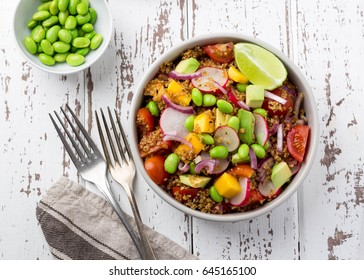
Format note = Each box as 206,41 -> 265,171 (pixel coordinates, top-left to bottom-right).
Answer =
172,186 -> 200,202
262,86 -> 293,117
203,42 -> 234,63
287,125 -> 310,163
144,155 -> 169,185
137,107 -> 155,137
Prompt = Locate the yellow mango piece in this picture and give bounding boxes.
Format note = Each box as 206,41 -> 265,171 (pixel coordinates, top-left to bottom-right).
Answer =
174,133 -> 204,161
166,80 -> 191,106
214,172 -> 241,199
228,66 -> 249,84
194,110 -> 215,133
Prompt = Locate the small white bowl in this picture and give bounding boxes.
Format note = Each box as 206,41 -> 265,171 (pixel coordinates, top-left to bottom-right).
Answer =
130,33 -> 319,222
12,0 -> 112,75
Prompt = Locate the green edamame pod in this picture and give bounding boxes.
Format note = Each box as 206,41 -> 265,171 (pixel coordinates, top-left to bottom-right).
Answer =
82,23 -> 93,33
53,41 -> 71,53
58,0 -> 70,12
31,25 -> 46,43
27,20 -> 38,29
76,13 -> 91,25
46,25 -> 61,43
65,15 -> 77,30
40,39 -> 54,56
66,53 -> 85,66
49,0 -> 60,16
68,0 -> 80,15
54,52 -> 70,62
164,153 -> 180,174
42,15 -> 59,28
58,29 -> 72,44
88,8 -> 97,24
33,11 -> 51,21
72,37 -> 90,48
39,53 -> 55,66
76,3 -> 88,15
24,37 -> 37,54
90,34 -> 103,50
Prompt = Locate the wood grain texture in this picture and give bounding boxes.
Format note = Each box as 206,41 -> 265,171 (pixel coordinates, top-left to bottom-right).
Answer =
1,0 -> 364,260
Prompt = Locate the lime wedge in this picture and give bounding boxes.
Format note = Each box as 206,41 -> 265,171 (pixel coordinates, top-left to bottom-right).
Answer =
234,43 -> 287,90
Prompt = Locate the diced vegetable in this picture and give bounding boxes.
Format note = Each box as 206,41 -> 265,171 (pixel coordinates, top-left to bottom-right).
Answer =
214,172 -> 241,199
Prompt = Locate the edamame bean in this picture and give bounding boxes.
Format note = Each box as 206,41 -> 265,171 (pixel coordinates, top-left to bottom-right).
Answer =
46,25 -> 61,43
202,94 -> 216,107
49,0 -> 60,16
189,162 -> 197,175
84,30 -> 96,40
58,10 -> 69,25
76,3 -> 88,15
31,25 -> 46,43
184,115 -> 195,132
89,8 -> 97,24
191,88 -> 202,106
209,186 -> 223,203
33,11 -> 51,21
66,53 -> 85,66
146,101 -> 159,116
54,52 -> 69,62
81,0 -> 89,7
72,37 -> 90,48
27,20 -> 38,29
217,99 -> 233,114
253,108 -> 267,118
42,16 -> 59,28
70,28 -> 78,39
39,53 -> 55,66
237,83 -> 248,93
24,37 -> 37,54
58,0 -> 70,12
164,153 -> 180,174
68,0 -> 80,15
251,143 -> 266,159
82,23 -> 93,33
228,116 -> 240,132
90,33 -> 103,50
75,47 -> 89,56
76,13 -> 91,25
65,15 -> 77,29
210,145 -> 229,159
40,39 -> 54,56
200,133 -> 214,145
78,28 -> 86,37
238,144 -> 249,159
58,29 -> 72,43
53,41 -> 71,53
37,44 -> 43,53
37,2 -> 51,11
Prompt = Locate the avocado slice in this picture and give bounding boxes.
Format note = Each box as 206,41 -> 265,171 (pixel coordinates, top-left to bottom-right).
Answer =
215,108 -> 232,129
231,153 -> 250,164
246,85 -> 265,108
237,109 -> 255,145
175,58 -> 200,74
271,161 -> 292,188
179,174 -> 211,188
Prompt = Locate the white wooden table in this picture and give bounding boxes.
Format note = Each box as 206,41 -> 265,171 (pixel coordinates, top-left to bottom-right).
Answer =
1,0 -> 363,260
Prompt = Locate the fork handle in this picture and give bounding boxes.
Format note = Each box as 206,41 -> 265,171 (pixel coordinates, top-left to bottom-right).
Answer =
95,179 -> 146,259
124,185 -> 157,260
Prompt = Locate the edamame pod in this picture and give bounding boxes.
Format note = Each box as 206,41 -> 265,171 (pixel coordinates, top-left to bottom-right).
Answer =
31,25 -> 46,43
58,29 -> 72,43
53,41 -> 71,53
90,34 -> 103,50
72,37 -> 90,48
33,11 -> 51,21
82,23 -> 93,33
76,13 -> 91,25
27,20 -> 38,29
24,37 -> 37,54
39,53 -> 56,66
40,39 -> 54,56
46,25 -> 61,43
42,16 -> 59,28
66,53 -> 85,66
76,3 -> 88,15
65,15 -> 77,29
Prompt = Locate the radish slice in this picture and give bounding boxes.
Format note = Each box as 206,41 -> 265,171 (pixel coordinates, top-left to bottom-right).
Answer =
169,70 -> 202,80
191,67 -> 228,92
277,123 -> 283,153
230,177 -> 251,206
162,95 -> 194,114
160,107 -> 192,138
258,178 -> 282,198
264,90 -> 287,105
253,113 -> 269,147
214,126 -> 240,152
200,152 -> 229,174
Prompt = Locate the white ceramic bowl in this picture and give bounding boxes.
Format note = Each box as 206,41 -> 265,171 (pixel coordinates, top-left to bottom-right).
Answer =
130,33 -> 319,222
12,0 -> 112,75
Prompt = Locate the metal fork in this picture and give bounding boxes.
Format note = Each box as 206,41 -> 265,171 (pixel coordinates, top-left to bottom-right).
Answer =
95,107 -> 156,260
49,104 -> 145,259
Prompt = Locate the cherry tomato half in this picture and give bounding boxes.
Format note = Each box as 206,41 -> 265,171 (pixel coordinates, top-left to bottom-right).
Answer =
144,155 -> 169,185
172,186 -> 200,202
262,86 -> 293,117
137,107 -> 155,137
203,42 -> 234,63
287,125 -> 310,163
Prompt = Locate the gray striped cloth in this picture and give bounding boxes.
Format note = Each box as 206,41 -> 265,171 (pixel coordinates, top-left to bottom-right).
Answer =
36,177 -> 197,260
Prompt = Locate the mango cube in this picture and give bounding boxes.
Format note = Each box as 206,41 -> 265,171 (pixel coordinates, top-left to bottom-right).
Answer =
228,66 -> 249,84
246,85 -> 265,108
214,172 -> 241,199
194,110 -> 215,133
166,80 -> 191,106
174,133 -> 204,161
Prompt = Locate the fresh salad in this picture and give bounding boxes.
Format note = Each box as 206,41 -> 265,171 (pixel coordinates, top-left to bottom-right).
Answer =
136,41 -> 309,214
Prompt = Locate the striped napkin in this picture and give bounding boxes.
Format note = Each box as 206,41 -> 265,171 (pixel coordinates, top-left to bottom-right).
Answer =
36,177 -> 197,260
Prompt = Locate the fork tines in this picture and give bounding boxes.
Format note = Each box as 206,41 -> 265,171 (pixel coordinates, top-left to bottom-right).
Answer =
49,104 -> 101,168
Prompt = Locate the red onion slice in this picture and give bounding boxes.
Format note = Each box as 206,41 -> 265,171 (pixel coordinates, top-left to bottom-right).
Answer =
277,123 -> 283,153
213,80 -> 228,95
195,159 -> 218,174
178,162 -> 190,173
226,88 -> 250,110
162,95 -> 194,114
163,134 -> 193,148
269,122 -> 279,135
264,90 -> 287,105
169,70 -> 202,80
237,100 -> 250,111
249,148 -> 258,170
